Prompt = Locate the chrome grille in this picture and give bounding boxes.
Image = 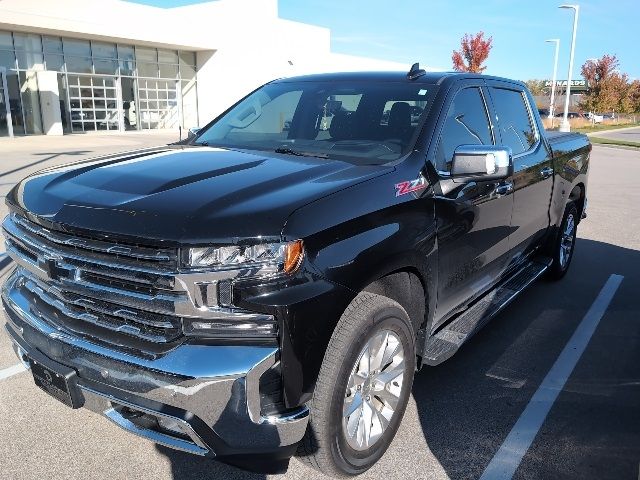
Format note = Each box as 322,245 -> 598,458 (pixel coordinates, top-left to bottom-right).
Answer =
2,213 -> 278,352
3,213 -> 184,349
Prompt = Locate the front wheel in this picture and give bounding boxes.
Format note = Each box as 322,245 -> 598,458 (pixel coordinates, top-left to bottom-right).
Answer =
546,202 -> 578,280
297,293 -> 416,477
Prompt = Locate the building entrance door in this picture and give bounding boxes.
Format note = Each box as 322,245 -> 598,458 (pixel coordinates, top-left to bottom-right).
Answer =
67,74 -> 120,132
0,67 -> 14,137
137,78 -> 179,129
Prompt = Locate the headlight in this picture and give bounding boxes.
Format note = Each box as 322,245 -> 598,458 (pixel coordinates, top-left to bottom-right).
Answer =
187,239 -> 304,274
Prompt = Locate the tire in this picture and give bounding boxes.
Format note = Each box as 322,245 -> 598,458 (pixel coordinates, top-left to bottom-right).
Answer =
297,292 -> 416,478
546,202 -> 578,280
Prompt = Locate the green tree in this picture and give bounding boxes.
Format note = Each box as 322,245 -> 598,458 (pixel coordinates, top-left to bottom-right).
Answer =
524,79 -> 547,96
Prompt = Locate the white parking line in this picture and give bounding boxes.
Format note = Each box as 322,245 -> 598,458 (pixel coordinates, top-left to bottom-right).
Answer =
0,363 -> 27,381
480,274 -> 624,480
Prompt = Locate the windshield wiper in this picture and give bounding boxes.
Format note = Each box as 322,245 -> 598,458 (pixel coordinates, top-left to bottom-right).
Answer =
274,146 -> 328,159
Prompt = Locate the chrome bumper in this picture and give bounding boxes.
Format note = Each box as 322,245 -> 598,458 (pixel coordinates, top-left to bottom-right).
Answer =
2,271 -> 308,458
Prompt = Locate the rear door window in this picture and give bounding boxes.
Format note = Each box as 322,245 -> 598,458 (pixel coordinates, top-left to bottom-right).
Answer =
489,87 -> 537,155
434,87 -> 493,172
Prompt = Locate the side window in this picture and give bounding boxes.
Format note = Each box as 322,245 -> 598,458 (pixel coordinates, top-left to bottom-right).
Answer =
435,87 -> 493,172
489,87 -> 537,155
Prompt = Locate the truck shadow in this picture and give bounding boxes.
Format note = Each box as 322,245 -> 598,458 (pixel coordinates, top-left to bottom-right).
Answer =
411,237 -> 640,480
0,150 -> 92,179
156,445 -> 268,480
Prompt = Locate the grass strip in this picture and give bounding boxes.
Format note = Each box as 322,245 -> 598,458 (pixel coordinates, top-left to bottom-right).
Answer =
590,136 -> 640,149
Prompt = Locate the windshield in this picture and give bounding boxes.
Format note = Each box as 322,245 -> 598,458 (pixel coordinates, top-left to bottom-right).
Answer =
194,80 -> 438,164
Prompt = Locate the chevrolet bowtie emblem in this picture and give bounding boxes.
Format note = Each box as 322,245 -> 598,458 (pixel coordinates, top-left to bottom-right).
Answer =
37,255 -> 65,281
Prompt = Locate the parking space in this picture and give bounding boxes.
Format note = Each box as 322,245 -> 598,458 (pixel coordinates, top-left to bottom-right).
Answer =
0,143 -> 638,479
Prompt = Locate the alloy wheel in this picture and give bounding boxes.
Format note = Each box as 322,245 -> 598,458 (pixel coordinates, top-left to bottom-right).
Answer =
342,329 -> 406,451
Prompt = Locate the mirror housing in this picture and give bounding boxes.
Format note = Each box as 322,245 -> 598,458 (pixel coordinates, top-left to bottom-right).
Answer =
188,127 -> 201,138
450,145 -> 513,182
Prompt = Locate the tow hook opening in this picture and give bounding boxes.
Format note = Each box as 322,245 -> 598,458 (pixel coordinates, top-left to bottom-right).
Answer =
102,399 -> 210,456
114,404 -> 191,440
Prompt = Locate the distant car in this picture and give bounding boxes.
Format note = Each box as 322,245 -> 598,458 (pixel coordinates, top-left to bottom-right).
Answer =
587,112 -> 604,123
602,113 -> 616,121
538,108 -> 549,117
555,112 -> 581,119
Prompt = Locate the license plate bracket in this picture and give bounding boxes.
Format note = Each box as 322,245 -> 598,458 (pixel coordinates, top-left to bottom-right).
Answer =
28,354 -> 84,409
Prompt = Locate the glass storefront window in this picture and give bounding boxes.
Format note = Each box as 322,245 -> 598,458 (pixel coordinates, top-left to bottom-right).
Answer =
119,60 -> 136,76
44,53 -> 64,71
19,71 -> 43,134
16,50 -> 44,70
180,64 -> 196,80
43,36 -> 63,54
63,39 -> 90,56
158,49 -> 178,63
0,31 -> 13,49
138,62 -> 158,78
0,29 -> 198,135
0,50 -> 16,69
159,64 -> 178,78
118,45 -> 136,76
13,33 -> 42,53
179,51 -> 195,67
135,46 -> 157,63
118,45 -> 134,60
94,59 -> 118,75
65,56 -> 92,74
91,42 -> 117,59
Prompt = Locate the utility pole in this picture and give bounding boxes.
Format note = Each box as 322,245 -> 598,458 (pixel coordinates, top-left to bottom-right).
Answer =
559,4 -> 580,132
546,39 -> 560,126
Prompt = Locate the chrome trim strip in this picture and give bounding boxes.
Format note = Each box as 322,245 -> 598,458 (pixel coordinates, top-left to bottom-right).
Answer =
512,89 -> 541,160
21,277 -> 176,343
244,351 -> 310,426
89,387 -> 211,456
4,218 -> 175,279
11,213 -> 175,262
104,407 -> 209,456
262,406 -> 310,425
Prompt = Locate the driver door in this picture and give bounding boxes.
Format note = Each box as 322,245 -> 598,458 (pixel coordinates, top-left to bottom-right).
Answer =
432,83 -> 514,327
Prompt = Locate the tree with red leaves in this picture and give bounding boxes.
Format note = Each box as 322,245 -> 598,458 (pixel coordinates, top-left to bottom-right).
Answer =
452,32 -> 493,73
581,54 -> 632,112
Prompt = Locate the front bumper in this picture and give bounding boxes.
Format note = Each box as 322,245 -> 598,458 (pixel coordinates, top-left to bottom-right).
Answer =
2,270 -> 308,471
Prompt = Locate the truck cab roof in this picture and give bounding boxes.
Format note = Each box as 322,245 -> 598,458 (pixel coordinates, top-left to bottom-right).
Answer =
272,70 -> 526,88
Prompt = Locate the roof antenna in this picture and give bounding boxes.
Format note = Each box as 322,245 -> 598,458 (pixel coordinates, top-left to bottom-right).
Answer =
407,62 -> 426,80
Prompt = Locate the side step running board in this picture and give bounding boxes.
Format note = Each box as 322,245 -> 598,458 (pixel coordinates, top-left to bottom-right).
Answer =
422,256 -> 552,366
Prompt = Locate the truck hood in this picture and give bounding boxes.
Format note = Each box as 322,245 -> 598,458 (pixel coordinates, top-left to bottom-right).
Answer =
8,146 -> 391,244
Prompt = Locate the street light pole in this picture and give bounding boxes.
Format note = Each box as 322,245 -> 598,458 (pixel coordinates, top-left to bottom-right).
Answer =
546,39 -> 560,123
559,4 -> 580,132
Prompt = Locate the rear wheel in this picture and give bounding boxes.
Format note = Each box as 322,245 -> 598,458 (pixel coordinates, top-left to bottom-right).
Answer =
297,293 -> 415,477
547,202 -> 578,280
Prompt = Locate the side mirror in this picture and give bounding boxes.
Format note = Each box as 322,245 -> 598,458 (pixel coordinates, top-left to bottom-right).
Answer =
450,145 -> 513,182
188,127 -> 201,138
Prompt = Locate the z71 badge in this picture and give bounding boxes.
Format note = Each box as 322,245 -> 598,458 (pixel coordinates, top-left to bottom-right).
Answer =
395,175 -> 428,197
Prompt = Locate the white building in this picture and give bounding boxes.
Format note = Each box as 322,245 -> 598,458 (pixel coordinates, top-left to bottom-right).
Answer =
0,0 -> 409,137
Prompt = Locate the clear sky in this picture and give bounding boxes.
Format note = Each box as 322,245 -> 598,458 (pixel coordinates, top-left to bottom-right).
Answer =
127,0 -> 639,81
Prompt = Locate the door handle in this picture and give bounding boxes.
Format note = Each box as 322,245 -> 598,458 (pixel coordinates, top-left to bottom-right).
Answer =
495,181 -> 513,196
540,166 -> 553,178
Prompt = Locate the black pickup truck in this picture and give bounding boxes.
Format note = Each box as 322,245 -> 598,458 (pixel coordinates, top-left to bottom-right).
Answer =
2,66 -> 590,477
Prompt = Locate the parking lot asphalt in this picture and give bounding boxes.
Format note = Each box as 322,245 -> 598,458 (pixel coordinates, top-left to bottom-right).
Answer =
591,125 -> 640,143
0,141 -> 638,480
